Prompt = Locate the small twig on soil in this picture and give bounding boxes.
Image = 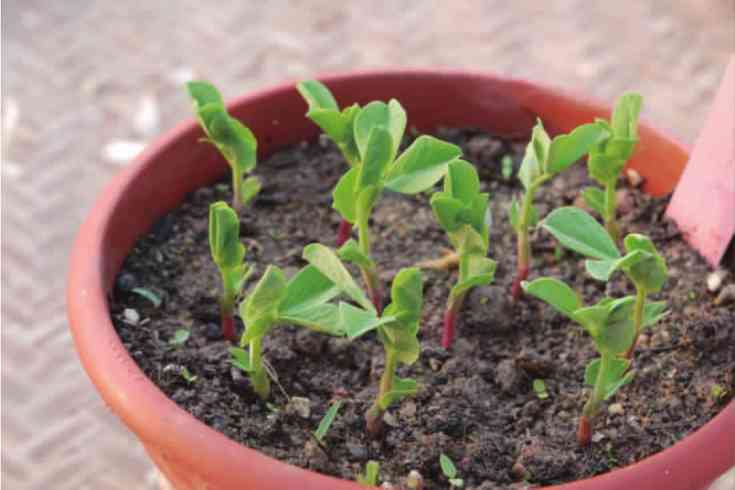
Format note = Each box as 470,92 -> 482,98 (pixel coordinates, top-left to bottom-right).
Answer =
416,249 -> 459,271
263,358 -> 290,401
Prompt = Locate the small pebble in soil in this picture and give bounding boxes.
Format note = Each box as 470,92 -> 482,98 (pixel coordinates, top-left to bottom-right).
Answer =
707,269 -> 728,293
405,469 -> 423,489
204,322 -> 222,340
346,442 -> 367,459
626,168 -> 644,187
608,403 -> 625,415
123,308 -> 140,325
495,358 -> 525,394
286,396 -> 311,419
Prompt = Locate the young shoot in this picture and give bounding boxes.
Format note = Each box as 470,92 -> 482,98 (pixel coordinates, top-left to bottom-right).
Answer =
187,81 -> 261,212
357,460 -> 380,487
304,244 -> 424,437
430,160 -> 496,348
522,278 -> 664,445
300,81 -> 461,312
209,201 -> 252,341
509,119 -> 609,300
541,207 -> 668,358
533,379 -> 549,400
439,453 -> 464,488
313,400 -> 342,444
297,79 -> 361,246
583,93 -> 642,241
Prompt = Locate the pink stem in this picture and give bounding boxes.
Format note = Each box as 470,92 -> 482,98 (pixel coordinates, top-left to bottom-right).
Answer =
441,308 -> 457,349
577,415 -> 592,447
336,219 -> 352,247
221,313 -> 236,342
511,265 -> 529,302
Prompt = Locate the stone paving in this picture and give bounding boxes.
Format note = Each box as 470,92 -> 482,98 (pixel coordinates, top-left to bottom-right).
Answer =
2,1 -> 733,488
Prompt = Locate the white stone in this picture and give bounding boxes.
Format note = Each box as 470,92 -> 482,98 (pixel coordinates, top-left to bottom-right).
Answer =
103,140 -> 145,165
123,308 -> 140,325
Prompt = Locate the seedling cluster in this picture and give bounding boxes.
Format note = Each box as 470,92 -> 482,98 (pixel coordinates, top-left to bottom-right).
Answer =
181,79 -> 669,483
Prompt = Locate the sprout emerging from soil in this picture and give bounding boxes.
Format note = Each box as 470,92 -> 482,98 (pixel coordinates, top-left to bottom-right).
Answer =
209,201 -> 252,341
357,460 -> 380,486
299,80 -> 462,312
522,277 -> 664,446
313,400 -> 342,444
583,93 -> 642,241
509,119 -> 609,300
540,207 -> 668,358
439,453 -> 464,488
430,160 -> 496,348
187,81 -> 261,212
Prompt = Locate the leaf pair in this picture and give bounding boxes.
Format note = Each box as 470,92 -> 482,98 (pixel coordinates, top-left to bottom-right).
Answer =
209,201 -> 252,307
187,81 -> 261,207
541,207 -> 667,292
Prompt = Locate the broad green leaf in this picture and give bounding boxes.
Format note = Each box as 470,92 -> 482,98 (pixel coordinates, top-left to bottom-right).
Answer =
209,201 -> 245,269
584,357 -> 634,400
378,376 -> 418,409
547,122 -> 609,174
452,226 -> 488,257
582,186 -> 606,216
279,265 -> 340,315
338,239 -> 375,269
229,347 -> 252,372
240,176 -> 261,206
332,167 -> 358,223
354,100 -> 406,161
355,185 -> 380,226
296,79 -> 339,112
358,127 -> 393,187
384,136 -> 462,194
241,266 -> 288,341
460,254 -> 496,280
522,278 -> 581,318
542,207 -> 620,260
339,302 -> 394,339
623,234 -> 667,292
313,400 -> 342,443
187,81 -> 224,111
169,329 -> 190,346
597,296 -> 637,354
440,453 -> 458,479
585,250 -> 648,281
302,243 -> 373,311
389,267 -> 423,324
518,143 -> 542,191
204,113 -> 257,175
533,379 -> 549,400
228,118 -> 258,173
280,303 -> 342,336
587,151 -> 623,185
463,193 -> 490,236
338,104 -> 361,165
611,92 -> 642,141
571,304 -> 609,339
380,326 -> 421,365
444,159 -> 480,203
431,194 -> 464,233
642,301 -> 668,328
296,79 -> 350,146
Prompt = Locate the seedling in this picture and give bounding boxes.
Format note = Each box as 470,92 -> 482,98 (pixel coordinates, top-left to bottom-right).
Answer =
439,453 -> 464,488
180,366 -> 197,383
501,154 -> 514,180
131,287 -> 162,307
533,379 -> 549,400
583,93 -> 642,241
209,201 -> 252,341
509,119 -> 609,300
187,81 -> 261,212
523,278 -> 664,445
540,207 -> 668,358
357,460 -> 380,486
430,160 -> 496,348
300,80 -> 462,311
313,400 -> 342,443
169,329 -> 190,346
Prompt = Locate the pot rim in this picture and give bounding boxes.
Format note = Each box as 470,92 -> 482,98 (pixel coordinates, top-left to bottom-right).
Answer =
67,68 -> 734,490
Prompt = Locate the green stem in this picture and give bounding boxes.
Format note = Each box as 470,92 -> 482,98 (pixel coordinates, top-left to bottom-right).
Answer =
358,214 -> 383,313
579,353 -> 611,445
604,181 -> 618,241
511,185 -> 537,300
249,337 -> 270,399
626,286 -> 646,359
232,168 -> 243,212
365,349 -> 397,436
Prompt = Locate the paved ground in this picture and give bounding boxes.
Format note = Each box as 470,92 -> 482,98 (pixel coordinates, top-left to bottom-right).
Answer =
2,1 -> 733,488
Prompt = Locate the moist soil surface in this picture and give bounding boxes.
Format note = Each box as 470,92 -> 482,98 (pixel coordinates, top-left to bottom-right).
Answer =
111,128 -> 734,489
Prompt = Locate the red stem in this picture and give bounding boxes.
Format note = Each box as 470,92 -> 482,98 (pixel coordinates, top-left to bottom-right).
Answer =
369,282 -> 383,316
336,218 -> 352,247
577,415 -> 592,446
221,312 -> 236,342
441,308 -> 457,349
511,265 -> 529,301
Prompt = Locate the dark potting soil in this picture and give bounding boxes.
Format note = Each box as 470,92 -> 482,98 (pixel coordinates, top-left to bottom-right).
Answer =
111,128 -> 734,490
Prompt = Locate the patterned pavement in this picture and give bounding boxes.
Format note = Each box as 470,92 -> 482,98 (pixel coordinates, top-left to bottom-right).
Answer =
2,1 -> 733,488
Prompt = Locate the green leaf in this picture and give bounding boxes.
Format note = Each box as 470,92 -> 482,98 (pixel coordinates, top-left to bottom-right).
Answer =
452,255 -> 496,299
530,119 -> 551,172
450,273 -> 494,300
358,127 -> 393,188
203,112 -> 257,175
354,100 -> 406,161
279,265 -> 340,315
229,346 -> 252,372
449,478 -> 465,488
382,327 -> 421,365
582,186 -> 606,216
501,155 -> 514,180
338,239 -> 375,269
240,176 -> 261,206
227,118 -> 258,173
623,234 -> 667,292
313,400 -> 342,443
169,328 -> 190,346
388,267 -> 423,325
533,379 -> 549,399
241,266 -> 288,341
280,303 -> 343,335
357,461 -> 380,486
431,194 -> 464,233
585,250 -> 648,281
384,137 -> 462,194
522,278 -> 581,318
443,158 -> 480,203
187,81 -> 224,111
584,357 -> 634,400
518,139 -> 542,190
355,185 -> 380,227
332,167 -> 358,223
180,366 -> 197,383
541,207 -> 620,260
338,302 -> 394,339
611,92 -> 642,141
440,453 -> 458,479
571,304 -> 609,339
587,151 -> 623,185
209,201 -> 245,269
597,296 -> 637,354
297,79 -> 339,112
547,122 -> 609,174
302,244 -> 373,311
131,287 -> 163,307
378,376 -> 418,409
642,301 -> 668,328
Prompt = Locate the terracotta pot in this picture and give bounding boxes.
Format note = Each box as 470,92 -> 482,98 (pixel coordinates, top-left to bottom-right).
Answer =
67,70 -> 734,490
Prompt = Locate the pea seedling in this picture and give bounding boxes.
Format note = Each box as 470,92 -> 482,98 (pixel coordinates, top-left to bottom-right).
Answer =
522,277 -> 664,445
209,201 -> 252,341
187,81 -> 261,212
439,453 -> 464,488
540,207 -> 668,358
430,160 -> 496,348
533,379 -> 549,400
300,81 -> 462,312
313,400 -> 342,444
509,119 -> 609,300
583,93 -> 642,241
357,461 -> 380,487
